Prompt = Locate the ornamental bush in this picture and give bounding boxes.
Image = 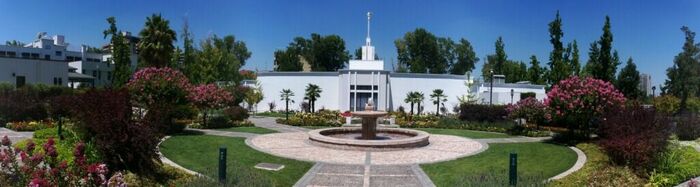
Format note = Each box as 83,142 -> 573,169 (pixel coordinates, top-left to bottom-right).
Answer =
459,104 -> 507,122
506,97 -> 550,128
545,76 -> 626,137
189,84 -> 234,126
0,136 -> 125,186
598,106 -> 671,172
70,89 -> 161,176
127,67 -> 192,109
653,95 -> 680,115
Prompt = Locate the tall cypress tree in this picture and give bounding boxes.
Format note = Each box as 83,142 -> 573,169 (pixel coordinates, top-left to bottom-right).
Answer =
548,11 -> 570,84
571,40 -> 580,76
590,16 -> 620,82
494,37 -> 507,74
103,17 -> 131,88
616,58 -> 642,100
527,55 -> 545,85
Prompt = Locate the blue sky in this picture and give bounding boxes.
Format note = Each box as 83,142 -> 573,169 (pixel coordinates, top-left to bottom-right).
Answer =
1,0 -> 699,87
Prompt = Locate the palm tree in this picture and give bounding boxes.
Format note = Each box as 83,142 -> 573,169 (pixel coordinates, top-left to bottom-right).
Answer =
404,92 -> 416,115
304,84 -> 322,113
280,89 -> 295,121
430,89 -> 448,116
138,14 -> 177,68
415,92 -> 425,115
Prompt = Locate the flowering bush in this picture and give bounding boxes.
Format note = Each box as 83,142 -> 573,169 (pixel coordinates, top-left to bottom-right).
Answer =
506,97 -> 550,127
0,136 -> 125,186
545,76 -> 626,137
127,67 -> 192,108
239,69 -> 257,80
189,84 -> 234,126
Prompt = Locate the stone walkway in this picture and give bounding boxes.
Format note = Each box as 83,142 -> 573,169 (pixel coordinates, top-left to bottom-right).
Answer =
0,127 -> 33,143
164,117 -> 583,187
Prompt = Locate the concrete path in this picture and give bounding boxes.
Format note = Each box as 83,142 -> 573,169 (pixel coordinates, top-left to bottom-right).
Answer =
294,152 -> 435,187
0,127 -> 33,143
549,146 -> 587,181
249,116 -> 310,133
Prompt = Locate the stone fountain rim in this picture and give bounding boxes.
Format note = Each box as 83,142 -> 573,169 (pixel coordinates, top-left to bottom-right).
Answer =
307,127 -> 430,150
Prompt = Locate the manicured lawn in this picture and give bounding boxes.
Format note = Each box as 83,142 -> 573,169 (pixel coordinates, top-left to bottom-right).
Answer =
160,135 -> 312,186
219,126 -> 278,134
412,128 -> 513,139
422,142 -> 577,186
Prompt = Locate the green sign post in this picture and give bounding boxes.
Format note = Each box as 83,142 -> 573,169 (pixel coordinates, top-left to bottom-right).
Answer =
219,147 -> 227,183
509,152 -> 518,186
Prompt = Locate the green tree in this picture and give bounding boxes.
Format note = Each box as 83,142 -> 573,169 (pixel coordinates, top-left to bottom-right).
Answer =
354,48 -> 362,60
548,11 -> 571,84
245,84 -> 264,115
663,26 -> 700,113
570,40 -> 581,76
450,38 -> 479,75
437,37 -> 455,74
138,14 -> 177,68
404,92 -> 418,115
180,18 -> 203,83
394,28 -> 444,73
587,16 -> 620,82
616,58 -> 642,100
280,89 -> 295,121
274,47 -> 303,71
304,84 -> 322,113
481,37 -> 508,81
430,89 -> 447,116
197,35 -> 250,84
5,40 -> 25,47
527,55 -> 545,84
415,92 -> 425,115
171,46 -> 182,69
103,17 -> 132,88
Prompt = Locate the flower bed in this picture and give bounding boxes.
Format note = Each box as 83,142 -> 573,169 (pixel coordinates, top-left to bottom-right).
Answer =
275,110 -> 342,127
5,120 -> 54,131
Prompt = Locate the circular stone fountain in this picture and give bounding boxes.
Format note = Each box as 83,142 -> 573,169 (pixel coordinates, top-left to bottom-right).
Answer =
308,102 -> 430,151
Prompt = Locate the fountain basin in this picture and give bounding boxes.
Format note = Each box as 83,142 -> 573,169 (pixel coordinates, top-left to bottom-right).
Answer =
308,127 -> 430,151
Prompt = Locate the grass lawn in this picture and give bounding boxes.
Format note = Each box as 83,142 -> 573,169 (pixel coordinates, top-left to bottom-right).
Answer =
160,135 -> 312,186
422,142 -> 577,186
219,126 -> 278,134
412,128 -> 513,139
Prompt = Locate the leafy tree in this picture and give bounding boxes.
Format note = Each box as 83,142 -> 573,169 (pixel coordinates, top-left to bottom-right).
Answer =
138,14 -> 177,68
354,48 -> 362,60
103,17 -> 132,88
280,89 -> 295,121
245,84 -> 263,115
430,89 -> 447,116
527,55 -> 545,84
663,26 -> 700,113
304,84 -> 322,113
5,40 -> 25,47
197,35 -> 250,84
450,39 -> 479,75
274,47 -> 303,71
394,28 -> 444,73
616,58 -> 643,100
171,46 -> 183,69
587,16 -> 620,82
437,37 -> 455,74
548,11 -> 571,85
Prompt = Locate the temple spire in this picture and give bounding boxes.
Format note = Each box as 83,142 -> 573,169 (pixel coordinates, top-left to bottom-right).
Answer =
366,12 -> 372,46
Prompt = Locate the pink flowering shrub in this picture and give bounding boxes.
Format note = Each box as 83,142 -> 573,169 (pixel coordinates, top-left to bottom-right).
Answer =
506,97 -> 550,128
0,136 -> 125,186
127,67 -> 192,108
189,84 -> 234,126
545,76 -> 626,137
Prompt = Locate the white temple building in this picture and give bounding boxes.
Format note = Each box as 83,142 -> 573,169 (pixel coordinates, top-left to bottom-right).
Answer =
254,12 -> 546,114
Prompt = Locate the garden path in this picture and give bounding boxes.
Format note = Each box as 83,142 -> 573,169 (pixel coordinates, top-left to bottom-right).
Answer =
0,128 -> 33,143
249,116 -> 310,133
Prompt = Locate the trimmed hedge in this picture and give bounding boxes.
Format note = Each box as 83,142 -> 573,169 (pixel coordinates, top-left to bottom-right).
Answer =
459,104 -> 507,122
